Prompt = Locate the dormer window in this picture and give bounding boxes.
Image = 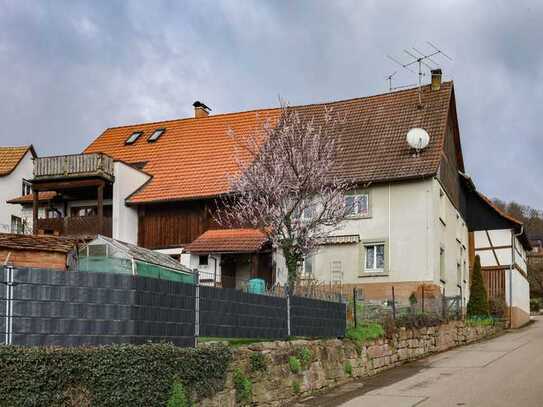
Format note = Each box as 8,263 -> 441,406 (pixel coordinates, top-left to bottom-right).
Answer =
148,128 -> 165,142
125,131 -> 143,144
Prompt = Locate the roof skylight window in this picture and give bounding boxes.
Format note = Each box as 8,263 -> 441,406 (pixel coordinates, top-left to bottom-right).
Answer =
125,131 -> 143,145
148,128 -> 165,142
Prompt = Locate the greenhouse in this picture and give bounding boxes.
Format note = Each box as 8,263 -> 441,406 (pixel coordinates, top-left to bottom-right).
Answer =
78,235 -> 195,284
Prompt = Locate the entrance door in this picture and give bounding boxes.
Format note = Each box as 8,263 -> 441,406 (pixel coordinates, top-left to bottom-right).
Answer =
220,255 -> 237,288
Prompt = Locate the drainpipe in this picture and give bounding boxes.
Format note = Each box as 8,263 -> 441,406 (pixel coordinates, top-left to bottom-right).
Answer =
209,255 -> 218,287
510,225 -> 524,328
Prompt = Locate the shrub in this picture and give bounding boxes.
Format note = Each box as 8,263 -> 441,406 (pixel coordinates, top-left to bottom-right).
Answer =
467,255 -> 490,317
382,314 -> 397,338
530,298 -> 541,313
344,361 -> 353,376
292,380 -> 301,394
0,343 -> 231,407
167,380 -> 189,407
233,368 -> 252,405
249,352 -> 267,373
345,322 -> 384,344
395,313 -> 443,329
465,316 -> 495,327
288,356 -> 301,374
409,292 -> 418,306
489,296 -> 507,318
297,347 -> 312,368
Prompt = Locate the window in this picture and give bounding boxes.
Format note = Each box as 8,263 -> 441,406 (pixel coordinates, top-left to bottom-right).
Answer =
439,246 -> 446,282
148,128 -> 165,142
125,131 -> 143,144
345,192 -> 369,217
457,262 -> 462,285
303,256 -> 313,277
22,179 -> 31,196
71,206 -> 97,217
301,205 -> 316,221
10,216 -> 24,234
439,189 -> 446,225
364,243 -> 385,272
199,255 -> 209,266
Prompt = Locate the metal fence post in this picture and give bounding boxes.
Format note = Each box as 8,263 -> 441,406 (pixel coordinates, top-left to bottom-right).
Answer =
3,266 -> 14,346
287,285 -> 291,338
421,284 -> 425,314
391,286 -> 396,321
353,287 -> 357,328
194,269 -> 200,347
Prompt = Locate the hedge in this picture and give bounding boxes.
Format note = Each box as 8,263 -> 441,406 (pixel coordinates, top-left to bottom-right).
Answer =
0,343 -> 232,407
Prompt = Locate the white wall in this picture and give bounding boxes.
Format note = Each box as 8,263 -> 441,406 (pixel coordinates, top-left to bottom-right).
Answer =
0,150 -> 33,233
306,178 -> 468,297
112,161 -> 150,244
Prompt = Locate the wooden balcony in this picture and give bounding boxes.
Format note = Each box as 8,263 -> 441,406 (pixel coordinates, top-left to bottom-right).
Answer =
36,216 -> 112,238
33,153 -> 114,182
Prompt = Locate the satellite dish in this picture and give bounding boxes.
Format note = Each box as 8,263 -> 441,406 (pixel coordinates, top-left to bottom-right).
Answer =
406,128 -> 430,154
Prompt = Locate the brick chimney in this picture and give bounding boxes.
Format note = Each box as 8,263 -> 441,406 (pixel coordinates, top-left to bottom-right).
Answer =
431,69 -> 442,91
193,101 -> 211,118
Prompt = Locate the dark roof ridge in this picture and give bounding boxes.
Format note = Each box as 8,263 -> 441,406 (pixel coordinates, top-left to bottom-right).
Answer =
101,82 -> 453,132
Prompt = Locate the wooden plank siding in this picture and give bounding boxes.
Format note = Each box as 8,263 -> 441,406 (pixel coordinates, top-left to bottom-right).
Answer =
137,200 -> 221,249
438,118 -> 462,211
481,268 -> 506,300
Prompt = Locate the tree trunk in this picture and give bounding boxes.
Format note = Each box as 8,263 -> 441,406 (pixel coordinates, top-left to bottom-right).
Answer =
282,244 -> 302,292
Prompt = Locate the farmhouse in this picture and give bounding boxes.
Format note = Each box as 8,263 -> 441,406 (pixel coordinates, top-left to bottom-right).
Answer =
6,74 -> 531,326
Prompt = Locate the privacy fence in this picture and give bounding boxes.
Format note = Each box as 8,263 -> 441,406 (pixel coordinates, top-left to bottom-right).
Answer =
0,267 -> 346,347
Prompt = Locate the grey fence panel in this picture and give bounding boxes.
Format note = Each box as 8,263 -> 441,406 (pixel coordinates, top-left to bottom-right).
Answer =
6,268 -> 195,347
199,286 -> 287,339
290,296 -> 346,338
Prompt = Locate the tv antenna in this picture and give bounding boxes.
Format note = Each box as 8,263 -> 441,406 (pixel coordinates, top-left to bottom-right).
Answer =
385,71 -> 417,92
386,41 -> 452,106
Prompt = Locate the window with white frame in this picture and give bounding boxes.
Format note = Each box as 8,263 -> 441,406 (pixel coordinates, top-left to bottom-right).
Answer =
10,216 -> 24,234
345,192 -> 369,217
301,204 -> 316,222
364,243 -> 385,272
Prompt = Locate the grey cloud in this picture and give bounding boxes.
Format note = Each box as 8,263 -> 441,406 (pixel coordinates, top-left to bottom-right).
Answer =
0,0 -> 542,206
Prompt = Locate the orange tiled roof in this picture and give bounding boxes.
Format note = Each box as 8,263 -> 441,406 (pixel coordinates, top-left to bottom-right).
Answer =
0,233 -> 79,254
187,229 -> 268,253
0,146 -> 34,176
7,191 -> 57,204
84,83 -> 456,203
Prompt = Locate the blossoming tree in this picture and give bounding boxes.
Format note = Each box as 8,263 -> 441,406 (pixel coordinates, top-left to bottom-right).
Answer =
216,103 -> 352,289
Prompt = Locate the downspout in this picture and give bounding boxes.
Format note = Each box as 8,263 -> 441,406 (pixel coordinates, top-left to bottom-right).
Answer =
388,183 -> 391,272
510,225 -> 524,328
210,255 -> 218,287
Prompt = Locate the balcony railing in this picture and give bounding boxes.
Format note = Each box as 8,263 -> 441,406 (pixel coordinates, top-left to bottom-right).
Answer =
34,153 -> 114,181
36,216 -> 112,238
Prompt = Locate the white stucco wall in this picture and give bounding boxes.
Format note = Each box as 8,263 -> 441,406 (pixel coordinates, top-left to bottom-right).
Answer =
112,161 -> 150,244
505,268 -> 530,314
305,178 -> 468,297
0,150 -> 33,233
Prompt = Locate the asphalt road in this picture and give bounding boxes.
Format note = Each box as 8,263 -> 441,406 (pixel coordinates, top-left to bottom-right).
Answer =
297,317 -> 543,407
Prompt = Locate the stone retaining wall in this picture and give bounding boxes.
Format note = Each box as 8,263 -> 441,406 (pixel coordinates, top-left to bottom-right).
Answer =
199,321 -> 501,406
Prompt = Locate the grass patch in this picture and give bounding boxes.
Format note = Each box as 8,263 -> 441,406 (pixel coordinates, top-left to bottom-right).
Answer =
292,380 -> 301,394
233,368 -> 252,405
288,356 -> 301,374
344,361 -> 353,376
345,322 -> 384,344
465,316 -> 495,327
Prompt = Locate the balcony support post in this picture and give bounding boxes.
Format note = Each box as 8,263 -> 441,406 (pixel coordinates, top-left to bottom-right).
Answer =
97,182 -> 104,236
32,188 -> 38,235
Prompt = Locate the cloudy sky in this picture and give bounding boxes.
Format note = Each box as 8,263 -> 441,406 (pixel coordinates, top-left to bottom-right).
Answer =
0,1 -> 542,207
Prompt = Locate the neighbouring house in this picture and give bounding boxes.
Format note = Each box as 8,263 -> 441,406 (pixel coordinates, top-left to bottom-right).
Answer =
0,146 -> 35,234
0,233 -> 78,271
460,174 -> 531,327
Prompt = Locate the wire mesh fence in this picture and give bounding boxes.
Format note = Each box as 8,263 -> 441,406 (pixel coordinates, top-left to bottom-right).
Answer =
348,285 -> 464,328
